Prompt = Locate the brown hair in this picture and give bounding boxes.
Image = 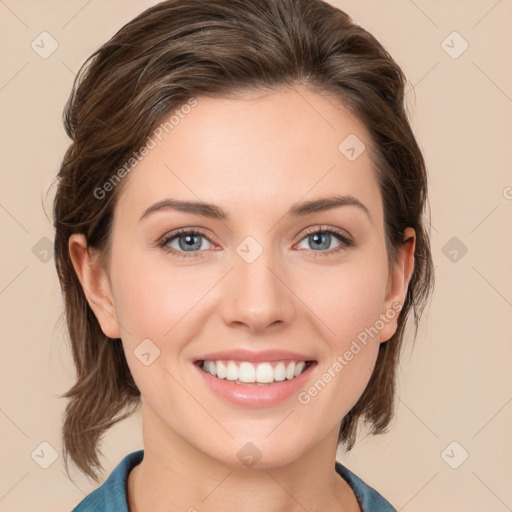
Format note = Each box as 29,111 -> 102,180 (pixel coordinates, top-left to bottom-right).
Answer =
52,0 -> 434,482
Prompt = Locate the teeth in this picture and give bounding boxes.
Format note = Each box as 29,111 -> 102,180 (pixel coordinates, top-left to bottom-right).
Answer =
226,361 -> 238,381
201,360 -> 309,383
216,361 -> 226,379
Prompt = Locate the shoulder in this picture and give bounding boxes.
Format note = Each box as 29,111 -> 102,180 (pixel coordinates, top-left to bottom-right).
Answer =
335,461 -> 396,512
72,450 -> 144,512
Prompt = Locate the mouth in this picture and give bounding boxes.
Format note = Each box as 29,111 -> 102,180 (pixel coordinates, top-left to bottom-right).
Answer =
194,358 -> 318,407
194,359 -> 317,386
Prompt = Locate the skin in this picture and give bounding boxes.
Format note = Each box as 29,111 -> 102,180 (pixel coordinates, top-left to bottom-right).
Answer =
69,84 -> 415,512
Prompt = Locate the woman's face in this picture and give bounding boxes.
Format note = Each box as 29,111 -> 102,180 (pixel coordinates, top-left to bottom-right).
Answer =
79,85 -> 414,468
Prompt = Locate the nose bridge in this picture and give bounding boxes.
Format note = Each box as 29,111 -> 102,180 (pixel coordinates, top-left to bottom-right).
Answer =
221,234 -> 295,331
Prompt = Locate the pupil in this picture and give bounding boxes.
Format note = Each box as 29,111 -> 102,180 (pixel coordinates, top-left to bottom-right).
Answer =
180,234 -> 200,251
311,233 -> 329,249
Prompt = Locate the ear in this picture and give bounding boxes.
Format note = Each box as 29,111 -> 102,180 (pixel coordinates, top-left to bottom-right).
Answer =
378,227 -> 416,343
68,233 -> 121,339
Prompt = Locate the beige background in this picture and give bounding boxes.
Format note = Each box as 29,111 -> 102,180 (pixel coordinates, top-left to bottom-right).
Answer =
1,1 -> 511,511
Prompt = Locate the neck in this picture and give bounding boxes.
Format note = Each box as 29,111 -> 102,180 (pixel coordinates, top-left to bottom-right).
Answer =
127,402 -> 361,512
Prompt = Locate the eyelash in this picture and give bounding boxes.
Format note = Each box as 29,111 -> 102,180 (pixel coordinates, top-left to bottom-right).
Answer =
157,226 -> 354,259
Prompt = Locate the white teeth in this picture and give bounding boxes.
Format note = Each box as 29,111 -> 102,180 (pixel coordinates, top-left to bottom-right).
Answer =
285,362 -> 295,380
255,362 -> 274,383
201,359 -> 310,383
226,361 -> 238,381
274,362 -> 286,381
239,362 -> 256,383
216,361 -> 226,379
206,361 -> 216,376
294,361 -> 306,377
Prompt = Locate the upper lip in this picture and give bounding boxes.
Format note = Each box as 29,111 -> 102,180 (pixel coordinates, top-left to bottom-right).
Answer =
194,349 -> 316,363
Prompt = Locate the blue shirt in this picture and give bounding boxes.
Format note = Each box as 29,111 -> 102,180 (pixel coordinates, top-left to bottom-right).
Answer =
72,449 -> 395,511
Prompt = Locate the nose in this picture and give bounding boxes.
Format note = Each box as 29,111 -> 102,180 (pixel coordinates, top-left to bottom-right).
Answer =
220,245 -> 296,333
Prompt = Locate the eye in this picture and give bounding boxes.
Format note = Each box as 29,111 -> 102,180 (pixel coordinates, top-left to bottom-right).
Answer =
295,226 -> 353,255
158,228 -> 214,258
158,226 -> 354,259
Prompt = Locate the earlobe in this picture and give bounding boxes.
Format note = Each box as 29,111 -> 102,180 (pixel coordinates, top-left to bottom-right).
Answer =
68,233 -> 121,339
379,227 -> 416,343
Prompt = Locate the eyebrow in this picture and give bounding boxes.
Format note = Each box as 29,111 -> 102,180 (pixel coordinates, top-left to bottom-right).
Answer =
139,194 -> 372,223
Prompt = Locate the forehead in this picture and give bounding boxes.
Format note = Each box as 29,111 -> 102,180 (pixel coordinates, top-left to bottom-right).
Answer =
114,85 -> 383,228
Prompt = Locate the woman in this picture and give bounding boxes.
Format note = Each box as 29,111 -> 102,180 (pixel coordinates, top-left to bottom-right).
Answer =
52,0 -> 434,510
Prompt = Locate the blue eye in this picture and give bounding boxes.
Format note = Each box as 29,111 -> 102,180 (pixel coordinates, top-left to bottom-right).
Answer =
158,227 -> 353,258
158,229 -> 213,257
296,229 -> 352,253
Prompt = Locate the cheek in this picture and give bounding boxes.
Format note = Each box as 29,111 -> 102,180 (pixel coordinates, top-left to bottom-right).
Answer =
298,267 -> 387,417
110,246 -> 203,338
303,253 -> 389,349
109,251 -> 223,388
108,255 -> 204,397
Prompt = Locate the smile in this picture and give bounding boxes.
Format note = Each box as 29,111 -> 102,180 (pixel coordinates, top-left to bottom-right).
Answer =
194,359 -> 318,407
198,359 -> 314,385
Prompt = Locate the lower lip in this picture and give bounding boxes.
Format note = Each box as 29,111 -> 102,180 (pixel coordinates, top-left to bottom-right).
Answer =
194,361 -> 317,408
